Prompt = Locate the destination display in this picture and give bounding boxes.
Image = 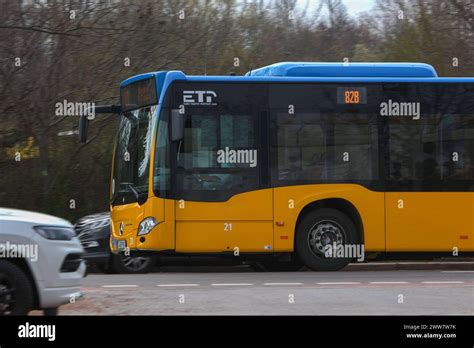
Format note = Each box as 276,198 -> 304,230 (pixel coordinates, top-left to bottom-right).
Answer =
337,86 -> 367,104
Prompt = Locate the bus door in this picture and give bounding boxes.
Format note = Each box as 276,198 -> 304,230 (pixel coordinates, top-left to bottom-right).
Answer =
171,83 -> 274,253
384,86 -> 474,252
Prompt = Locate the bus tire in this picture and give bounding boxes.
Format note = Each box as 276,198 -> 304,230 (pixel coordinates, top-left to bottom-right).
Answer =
295,208 -> 357,271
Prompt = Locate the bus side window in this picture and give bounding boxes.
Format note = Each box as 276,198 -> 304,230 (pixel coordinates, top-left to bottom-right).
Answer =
270,111 -> 378,185
175,111 -> 259,201
442,115 -> 474,182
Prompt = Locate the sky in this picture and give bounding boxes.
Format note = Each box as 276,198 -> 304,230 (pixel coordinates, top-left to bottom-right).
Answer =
341,0 -> 376,16
299,0 -> 376,17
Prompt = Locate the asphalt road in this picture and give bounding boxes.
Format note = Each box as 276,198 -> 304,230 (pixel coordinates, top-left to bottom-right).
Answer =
59,269 -> 474,315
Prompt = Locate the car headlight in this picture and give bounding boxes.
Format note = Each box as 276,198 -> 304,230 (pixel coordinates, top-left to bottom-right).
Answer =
137,217 -> 158,236
34,226 -> 75,241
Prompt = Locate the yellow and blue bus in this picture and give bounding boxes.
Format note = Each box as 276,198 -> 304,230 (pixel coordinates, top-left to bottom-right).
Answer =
81,62 -> 474,271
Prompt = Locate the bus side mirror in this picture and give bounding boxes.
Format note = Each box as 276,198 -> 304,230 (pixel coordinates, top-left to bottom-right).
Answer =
78,104 -> 120,144
171,109 -> 184,142
79,115 -> 89,144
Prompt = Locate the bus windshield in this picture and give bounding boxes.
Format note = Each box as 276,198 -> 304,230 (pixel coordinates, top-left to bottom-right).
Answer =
111,105 -> 157,205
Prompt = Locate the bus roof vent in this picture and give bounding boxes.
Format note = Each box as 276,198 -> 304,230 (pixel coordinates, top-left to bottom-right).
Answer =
246,62 -> 438,78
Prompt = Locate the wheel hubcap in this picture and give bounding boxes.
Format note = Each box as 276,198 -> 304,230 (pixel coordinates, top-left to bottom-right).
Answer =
121,256 -> 151,271
308,220 -> 345,258
0,276 -> 15,315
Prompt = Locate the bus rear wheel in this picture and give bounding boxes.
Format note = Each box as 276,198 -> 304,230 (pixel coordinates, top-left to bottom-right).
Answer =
295,208 -> 357,271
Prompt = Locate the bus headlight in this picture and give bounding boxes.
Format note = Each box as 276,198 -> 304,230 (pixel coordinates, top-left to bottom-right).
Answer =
137,217 -> 158,236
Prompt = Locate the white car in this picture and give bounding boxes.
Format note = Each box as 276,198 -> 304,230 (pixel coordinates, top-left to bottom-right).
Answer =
0,208 -> 85,315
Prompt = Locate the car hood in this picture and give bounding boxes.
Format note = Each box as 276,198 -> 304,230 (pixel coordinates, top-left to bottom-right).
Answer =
75,212 -> 110,225
0,207 -> 72,227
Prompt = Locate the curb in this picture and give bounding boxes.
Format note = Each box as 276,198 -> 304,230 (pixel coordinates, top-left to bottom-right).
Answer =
345,261 -> 474,271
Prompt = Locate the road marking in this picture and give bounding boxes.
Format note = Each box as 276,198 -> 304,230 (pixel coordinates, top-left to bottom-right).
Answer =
263,282 -> 303,286
211,283 -> 253,286
102,285 -> 138,288
352,261 -> 474,265
317,282 -> 361,285
422,281 -> 465,284
441,271 -> 474,273
157,284 -> 199,287
369,281 -> 409,284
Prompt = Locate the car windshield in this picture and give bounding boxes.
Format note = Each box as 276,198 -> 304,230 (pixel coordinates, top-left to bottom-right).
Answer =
111,105 -> 157,205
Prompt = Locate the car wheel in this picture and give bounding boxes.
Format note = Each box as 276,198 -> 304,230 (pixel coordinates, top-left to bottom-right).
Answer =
296,208 -> 357,271
0,260 -> 33,315
109,254 -> 157,274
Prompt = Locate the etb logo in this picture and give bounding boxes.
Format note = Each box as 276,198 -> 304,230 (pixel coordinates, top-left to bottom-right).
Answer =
182,90 -> 217,105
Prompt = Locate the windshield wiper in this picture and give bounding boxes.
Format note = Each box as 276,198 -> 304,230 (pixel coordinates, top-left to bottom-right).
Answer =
126,183 -> 148,205
111,182 -> 147,205
127,184 -> 140,201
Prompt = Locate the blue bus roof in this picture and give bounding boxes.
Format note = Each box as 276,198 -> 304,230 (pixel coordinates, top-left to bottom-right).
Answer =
120,62 -> 474,90
245,62 -> 438,77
